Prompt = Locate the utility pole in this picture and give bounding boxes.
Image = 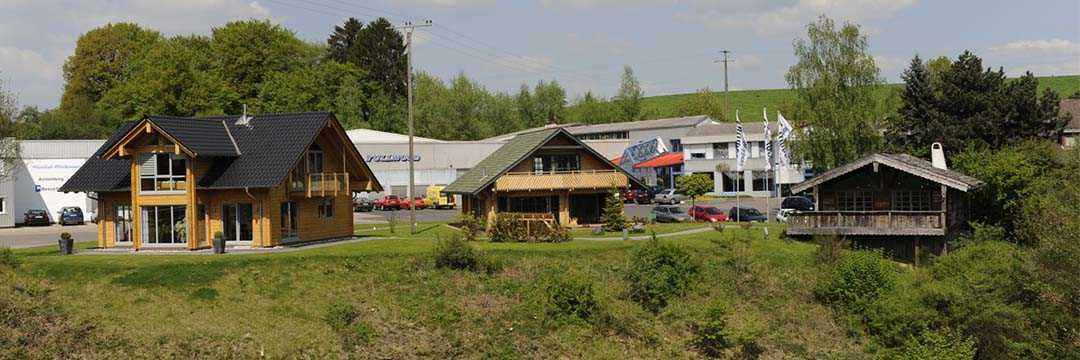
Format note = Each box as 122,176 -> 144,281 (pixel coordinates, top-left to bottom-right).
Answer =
714,50 -> 735,115
399,19 -> 432,234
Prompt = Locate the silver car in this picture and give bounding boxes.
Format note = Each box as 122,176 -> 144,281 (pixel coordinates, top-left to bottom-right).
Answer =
654,189 -> 684,205
651,205 -> 691,223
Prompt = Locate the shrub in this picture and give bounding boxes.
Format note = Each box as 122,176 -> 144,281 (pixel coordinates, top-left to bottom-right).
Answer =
324,301 -> 377,349
816,249 -> 897,314
625,236 -> 700,313
60,232 -> 72,240
690,301 -> 734,357
601,188 -> 629,232
814,234 -> 848,264
0,247 -> 17,269
545,271 -> 602,322
457,213 -> 484,241
488,213 -> 527,243
895,328 -> 976,360
433,234 -> 500,274
536,223 -> 572,243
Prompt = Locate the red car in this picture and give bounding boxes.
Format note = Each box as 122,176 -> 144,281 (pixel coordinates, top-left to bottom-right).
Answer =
688,205 -> 728,222
398,197 -> 427,210
374,195 -> 401,211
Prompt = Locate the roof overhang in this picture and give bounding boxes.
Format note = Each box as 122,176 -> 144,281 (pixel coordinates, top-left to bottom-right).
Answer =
101,118 -> 197,159
790,154 -> 983,194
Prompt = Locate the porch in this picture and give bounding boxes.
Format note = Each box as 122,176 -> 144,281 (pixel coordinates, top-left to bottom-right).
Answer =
786,210 -> 945,236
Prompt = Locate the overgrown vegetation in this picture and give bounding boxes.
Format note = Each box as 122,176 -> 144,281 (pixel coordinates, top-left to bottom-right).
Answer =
488,213 -> 572,243
816,249 -> 897,314
432,234 -> 501,274
456,213 -> 484,241
625,235 -> 700,313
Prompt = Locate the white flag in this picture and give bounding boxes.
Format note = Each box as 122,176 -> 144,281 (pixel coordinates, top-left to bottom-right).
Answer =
735,110 -> 747,172
776,111 -> 793,166
762,108 -> 773,171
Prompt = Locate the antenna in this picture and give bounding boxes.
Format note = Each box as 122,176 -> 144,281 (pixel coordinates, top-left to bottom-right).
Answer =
237,104 -> 252,126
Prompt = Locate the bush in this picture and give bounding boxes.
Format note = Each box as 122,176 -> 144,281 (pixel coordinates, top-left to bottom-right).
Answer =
457,213 -> 484,241
432,234 -> 501,274
814,234 -> 848,264
625,237 -> 700,313
324,301 -> 377,349
544,271 -> 602,322
488,213 -> 570,243
895,328 -> 976,360
0,247 -> 17,269
816,250 -> 897,314
690,301 -> 734,358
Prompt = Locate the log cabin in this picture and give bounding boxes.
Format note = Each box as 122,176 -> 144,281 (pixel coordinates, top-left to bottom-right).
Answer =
442,127 -> 645,227
58,112 -> 382,250
786,150 -> 983,260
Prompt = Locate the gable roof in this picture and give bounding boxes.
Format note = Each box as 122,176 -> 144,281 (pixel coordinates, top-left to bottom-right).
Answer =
147,115 -> 241,156
58,122 -> 139,193
790,153 -> 984,194
443,127 -> 644,194
60,112 -> 382,192
1061,98 -> 1080,132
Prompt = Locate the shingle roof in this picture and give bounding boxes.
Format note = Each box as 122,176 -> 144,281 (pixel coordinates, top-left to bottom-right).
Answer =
148,116 -> 240,156
790,153 -> 984,194
443,127 -> 644,194
59,122 -> 138,193
1061,99 -> 1080,132
566,115 -> 713,135
60,112 -> 381,192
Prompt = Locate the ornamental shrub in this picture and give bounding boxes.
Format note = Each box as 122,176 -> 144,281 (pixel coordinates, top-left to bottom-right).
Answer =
544,271 -> 602,322
433,234 -> 501,274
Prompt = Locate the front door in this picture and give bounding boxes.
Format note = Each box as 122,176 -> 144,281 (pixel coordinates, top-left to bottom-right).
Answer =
280,201 -> 298,240
222,203 -> 253,244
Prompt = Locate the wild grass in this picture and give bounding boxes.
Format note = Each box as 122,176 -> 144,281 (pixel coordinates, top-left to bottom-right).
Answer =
8,224 -> 875,358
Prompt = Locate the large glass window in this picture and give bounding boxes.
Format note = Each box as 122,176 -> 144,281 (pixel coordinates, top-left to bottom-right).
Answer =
222,203 -> 253,242
533,154 -> 581,173
722,172 -> 745,192
140,153 -> 187,192
115,205 -> 132,244
307,145 -> 324,173
140,205 -> 186,245
318,198 -> 334,219
280,202 -> 298,238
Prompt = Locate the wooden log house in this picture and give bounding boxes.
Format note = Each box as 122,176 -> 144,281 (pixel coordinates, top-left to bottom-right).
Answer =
59,112 -> 382,250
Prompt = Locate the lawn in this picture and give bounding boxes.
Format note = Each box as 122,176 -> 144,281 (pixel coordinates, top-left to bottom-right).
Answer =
5,224 -> 877,358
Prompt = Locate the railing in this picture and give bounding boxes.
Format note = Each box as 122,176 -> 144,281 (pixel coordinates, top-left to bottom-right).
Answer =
787,210 -> 945,236
495,169 -> 627,192
290,172 -> 348,197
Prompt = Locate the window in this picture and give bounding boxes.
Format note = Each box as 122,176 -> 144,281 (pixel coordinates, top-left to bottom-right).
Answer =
751,171 -> 772,192
534,154 -> 580,173
690,153 -> 706,159
722,172 -> 744,192
280,201 -> 298,237
307,145 -> 325,173
222,203 -> 253,242
115,205 -> 132,243
838,191 -> 873,211
140,205 -> 186,245
669,139 -> 683,152
0,197 -> 4,214
498,196 -> 553,213
893,191 -> 932,211
139,153 -> 187,192
713,143 -> 730,159
318,198 -> 334,219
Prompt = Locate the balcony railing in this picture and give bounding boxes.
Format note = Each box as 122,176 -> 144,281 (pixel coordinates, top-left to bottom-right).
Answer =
290,172 -> 348,197
787,210 -> 945,236
494,169 -> 628,192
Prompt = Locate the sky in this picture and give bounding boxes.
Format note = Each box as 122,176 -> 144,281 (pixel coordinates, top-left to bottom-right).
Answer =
0,0 -> 1077,110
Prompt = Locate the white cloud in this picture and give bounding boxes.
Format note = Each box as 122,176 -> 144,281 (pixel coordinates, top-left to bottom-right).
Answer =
677,0 -> 918,37
0,0 -> 275,108
1005,60 -> 1080,77
873,54 -> 906,72
989,39 -> 1080,57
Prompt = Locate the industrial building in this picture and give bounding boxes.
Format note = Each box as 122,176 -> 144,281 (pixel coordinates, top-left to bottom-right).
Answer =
0,140 -> 105,227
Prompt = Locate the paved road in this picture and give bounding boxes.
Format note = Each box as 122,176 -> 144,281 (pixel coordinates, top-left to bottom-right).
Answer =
0,223 -> 98,249
626,197 -> 775,219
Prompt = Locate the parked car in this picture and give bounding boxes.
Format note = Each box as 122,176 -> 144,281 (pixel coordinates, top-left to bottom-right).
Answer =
374,195 -> 401,211
633,189 -> 654,204
619,189 -> 637,203
353,197 -> 374,212
654,189 -> 684,205
781,196 -> 815,212
688,205 -> 728,222
23,209 -> 50,226
728,207 -> 767,222
426,186 -> 456,209
58,206 -> 85,225
399,197 -> 427,210
651,205 -> 691,223
775,208 -> 797,223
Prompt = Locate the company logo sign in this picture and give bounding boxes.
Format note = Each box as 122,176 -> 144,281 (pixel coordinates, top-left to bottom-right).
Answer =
366,154 -> 421,162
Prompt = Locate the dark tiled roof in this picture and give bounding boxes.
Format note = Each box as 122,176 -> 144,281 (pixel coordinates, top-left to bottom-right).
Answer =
59,122 -> 137,193
148,116 -> 240,156
443,127 -> 645,194
60,112 -> 377,192
1061,99 -> 1080,132
790,153 -> 983,193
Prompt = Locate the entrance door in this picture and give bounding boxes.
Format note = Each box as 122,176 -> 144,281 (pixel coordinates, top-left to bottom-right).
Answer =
280,201 -> 298,239
222,203 -> 254,243
114,205 -> 132,244
570,194 -> 601,224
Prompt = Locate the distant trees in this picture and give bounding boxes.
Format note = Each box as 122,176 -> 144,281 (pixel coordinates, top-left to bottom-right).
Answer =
676,87 -> 727,121
887,52 -> 1067,157
0,74 -> 19,179
785,15 -> 887,170
676,173 -> 713,209
614,65 -> 644,121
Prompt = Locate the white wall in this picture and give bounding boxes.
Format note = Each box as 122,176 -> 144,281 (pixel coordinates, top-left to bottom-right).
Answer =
13,158 -> 94,223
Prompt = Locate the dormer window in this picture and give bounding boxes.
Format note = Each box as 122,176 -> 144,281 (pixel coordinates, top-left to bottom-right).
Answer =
140,153 -> 187,192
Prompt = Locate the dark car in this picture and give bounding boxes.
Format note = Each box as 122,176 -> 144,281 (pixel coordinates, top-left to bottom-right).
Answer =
23,209 -> 50,226
633,189 -> 654,204
59,206 -> 85,225
781,196 -> 815,212
619,189 -> 636,203
728,207 -> 767,222
353,197 -> 374,212
651,205 -> 691,223
689,205 -> 728,222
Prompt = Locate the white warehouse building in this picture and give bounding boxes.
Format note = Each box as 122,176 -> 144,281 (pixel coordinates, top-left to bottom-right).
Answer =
0,140 -> 105,227
682,122 -> 807,197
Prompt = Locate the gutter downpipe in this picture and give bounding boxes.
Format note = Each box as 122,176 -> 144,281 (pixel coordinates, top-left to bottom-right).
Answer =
243,187 -> 264,247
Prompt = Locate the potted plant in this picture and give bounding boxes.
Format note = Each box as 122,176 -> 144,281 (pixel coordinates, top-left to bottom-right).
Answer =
58,232 -> 74,255
213,231 -> 226,254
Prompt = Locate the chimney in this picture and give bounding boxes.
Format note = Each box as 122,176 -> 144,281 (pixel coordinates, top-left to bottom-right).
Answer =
547,112 -> 559,126
931,142 -> 947,170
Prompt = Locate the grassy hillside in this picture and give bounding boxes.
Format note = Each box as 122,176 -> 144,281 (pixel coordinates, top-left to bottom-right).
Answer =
5,223 -> 874,358
634,74 -> 1080,122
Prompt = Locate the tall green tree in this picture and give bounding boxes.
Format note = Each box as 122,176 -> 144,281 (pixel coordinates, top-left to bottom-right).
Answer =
785,16 -> 886,170
258,61 -> 371,129
326,18 -> 363,64
210,20 -> 312,111
676,87 -> 726,122
355,18 -> 407,99
567,92 -> 617,124
532,80 -> 567,125
887,51 -> 1066,156
614,65 -> 643,121
676,173 -> 713,209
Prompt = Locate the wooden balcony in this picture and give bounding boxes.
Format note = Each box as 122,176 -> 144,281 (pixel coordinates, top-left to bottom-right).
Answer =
786,211 -> 945,236
290,172 -> 348,197
494,170 -> 628,192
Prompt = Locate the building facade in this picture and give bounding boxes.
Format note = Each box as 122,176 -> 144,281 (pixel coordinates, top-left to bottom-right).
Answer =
0,140 -> 105,227
60,112 -> 381,250
681,122 -> 806,196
